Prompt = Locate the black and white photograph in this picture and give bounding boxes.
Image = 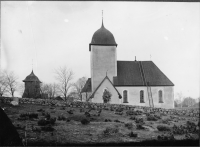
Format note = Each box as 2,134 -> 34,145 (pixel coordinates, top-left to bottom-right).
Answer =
0,1 -> 199,146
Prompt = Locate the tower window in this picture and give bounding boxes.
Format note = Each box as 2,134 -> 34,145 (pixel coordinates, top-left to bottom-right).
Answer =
140,90 -> 144,103
123,90 -> 128,103
159,90 -> 163,103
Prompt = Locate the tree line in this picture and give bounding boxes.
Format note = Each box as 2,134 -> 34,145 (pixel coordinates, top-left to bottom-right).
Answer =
174,92 -> 199,108
0,66 -> 88,101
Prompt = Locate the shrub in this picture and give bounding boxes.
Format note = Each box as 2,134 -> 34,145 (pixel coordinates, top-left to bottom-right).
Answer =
66,118 -> 71,122
185,133 -> 195,140
60,107 -> 65,110
114,119 -> 121,123
115,112 -> 123,115
110,107 -> 114,111
125,122 -> 133,129
135,117 -> 144,124
130,116 -> 136,120
85,112 -> 90,117
80,108 -> 85,112
187,121 -> 196,127
14,124 -> 25,130
136,124 -> 145,130
49,117 -> 56,125
115,107 -> 124,112
157,133 -> 175,141
81,118 -> 90,125
161,118 -> 171,124
103,126 -> 119,136
51,110 -> 56,113
129,132 -> 137,137
172,124 -> 186,135
29,113 -> 38,119
105,119 -> 112,122
41,125 -> 54,132
37,109 -> 45,112
126,110 -> 135,115
154,114 -> 161,119
42,112 -> 51,120
67,109 -> 73,114
102,89 -> 112,103
38,119 -> 47,126
19,112 -> 38,120
147,115 -> 158,121
19,113 -> 29,118
58,115 -> 66,121
157,125 -> 171,131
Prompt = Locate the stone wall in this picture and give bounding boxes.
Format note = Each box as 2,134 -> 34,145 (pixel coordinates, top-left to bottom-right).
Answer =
0,97 -> 199,117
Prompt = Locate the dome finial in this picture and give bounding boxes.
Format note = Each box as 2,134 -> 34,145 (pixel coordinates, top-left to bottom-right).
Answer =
102,10 -> 104,28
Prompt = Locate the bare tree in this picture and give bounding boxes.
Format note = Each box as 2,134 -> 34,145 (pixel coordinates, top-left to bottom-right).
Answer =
40,82 -> 49,98
0,71 -> 8,97
49,83 -> 59,98
72,77 -> 87,101
54,66 -> 74,101
4,71 -> 18,97
175,92 -> 184,108
40,82 -> 59,99
18,83 -> 25,97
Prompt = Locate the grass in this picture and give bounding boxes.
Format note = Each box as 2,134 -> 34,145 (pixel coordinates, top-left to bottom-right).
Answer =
0,102 -> 199,145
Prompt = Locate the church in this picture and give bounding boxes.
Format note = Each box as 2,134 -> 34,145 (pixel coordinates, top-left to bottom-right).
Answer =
81,19 -> 174,109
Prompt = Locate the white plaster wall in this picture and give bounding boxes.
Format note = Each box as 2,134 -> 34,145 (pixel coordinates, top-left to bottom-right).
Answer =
92,79 -> 120,104
151,86 -> 174,109
90,45 -> 117,92
116,87 -> 148,107
116,86 -> 174,109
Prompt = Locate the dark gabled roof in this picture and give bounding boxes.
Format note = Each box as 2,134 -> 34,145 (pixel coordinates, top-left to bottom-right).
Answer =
23,70 -> 41,83
142,61 -> 174,86
81,78 -> 92,93
113,61 -> 144,86
89,21 -> 117,51
90,76 -> 122,99
113,61 -> 174,86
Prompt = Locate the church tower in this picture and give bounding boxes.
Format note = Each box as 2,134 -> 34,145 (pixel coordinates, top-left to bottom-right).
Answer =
89,18 -> 117,92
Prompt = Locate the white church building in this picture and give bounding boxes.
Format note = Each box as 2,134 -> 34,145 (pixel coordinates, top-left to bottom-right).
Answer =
81,20 -> 174,109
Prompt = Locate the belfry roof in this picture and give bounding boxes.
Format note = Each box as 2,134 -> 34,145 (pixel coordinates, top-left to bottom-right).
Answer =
23,70 -> 41,83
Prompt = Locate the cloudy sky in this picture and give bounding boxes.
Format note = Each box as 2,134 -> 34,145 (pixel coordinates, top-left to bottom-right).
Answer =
1,1 -> 199,98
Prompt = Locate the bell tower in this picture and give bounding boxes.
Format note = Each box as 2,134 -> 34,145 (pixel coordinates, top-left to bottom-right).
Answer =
89,13 -> 117,92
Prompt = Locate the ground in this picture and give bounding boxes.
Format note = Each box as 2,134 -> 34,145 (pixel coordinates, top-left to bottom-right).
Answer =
0,103 -> 199,146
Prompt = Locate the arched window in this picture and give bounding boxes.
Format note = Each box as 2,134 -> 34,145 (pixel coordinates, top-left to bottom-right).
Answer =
159,90 -> 163,103
140,90 -> 144,103
123,90 -> 128,103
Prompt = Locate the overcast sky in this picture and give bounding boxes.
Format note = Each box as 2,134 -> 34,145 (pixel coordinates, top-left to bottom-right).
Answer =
1,1 -> 200,98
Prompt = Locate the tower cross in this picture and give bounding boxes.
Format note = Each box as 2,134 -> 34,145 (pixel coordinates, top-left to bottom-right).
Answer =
32,59 -> 33,70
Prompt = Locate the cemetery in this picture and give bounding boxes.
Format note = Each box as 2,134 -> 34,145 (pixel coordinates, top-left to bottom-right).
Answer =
0,97 -> 199,146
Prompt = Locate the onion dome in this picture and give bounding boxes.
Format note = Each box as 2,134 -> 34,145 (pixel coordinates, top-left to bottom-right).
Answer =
89,21 -> 117,51
23,70 -> 41,83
